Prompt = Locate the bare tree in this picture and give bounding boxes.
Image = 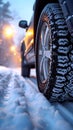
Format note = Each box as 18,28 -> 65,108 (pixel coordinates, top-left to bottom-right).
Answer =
0,0 -> 14,66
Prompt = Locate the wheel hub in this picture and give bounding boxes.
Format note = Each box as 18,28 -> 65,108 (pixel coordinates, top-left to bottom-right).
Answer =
38,22 -> 52,83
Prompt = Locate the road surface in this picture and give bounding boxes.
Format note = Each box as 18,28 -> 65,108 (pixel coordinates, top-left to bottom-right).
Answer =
0,67 -> 73,130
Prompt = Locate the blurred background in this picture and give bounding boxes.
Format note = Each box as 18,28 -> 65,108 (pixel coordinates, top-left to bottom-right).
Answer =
0,0 -> 35,67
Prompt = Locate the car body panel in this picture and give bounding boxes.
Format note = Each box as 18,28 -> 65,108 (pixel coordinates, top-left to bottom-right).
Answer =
23,16 -> 34,54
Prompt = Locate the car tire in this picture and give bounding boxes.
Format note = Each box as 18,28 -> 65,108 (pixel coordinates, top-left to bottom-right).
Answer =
21,64 -> 30,77
21,42 -> 30,77
35,3 -> 73,101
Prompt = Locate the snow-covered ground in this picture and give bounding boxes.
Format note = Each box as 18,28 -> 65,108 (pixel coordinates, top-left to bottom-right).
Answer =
10,67 -> 36,77
0,66 -> 73,130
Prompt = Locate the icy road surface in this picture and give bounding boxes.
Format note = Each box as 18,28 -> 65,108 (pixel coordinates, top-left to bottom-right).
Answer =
0,67 -> 73,130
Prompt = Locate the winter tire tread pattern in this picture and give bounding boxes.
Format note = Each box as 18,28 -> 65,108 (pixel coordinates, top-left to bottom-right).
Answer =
36,3 -> 73,102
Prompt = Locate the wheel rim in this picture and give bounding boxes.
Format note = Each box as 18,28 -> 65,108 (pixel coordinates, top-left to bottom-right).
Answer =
38,22 -> 52,84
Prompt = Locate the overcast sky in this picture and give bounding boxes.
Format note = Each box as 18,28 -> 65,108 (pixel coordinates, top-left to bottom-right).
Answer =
4,0 -> 35,45
4,0 -> 35,22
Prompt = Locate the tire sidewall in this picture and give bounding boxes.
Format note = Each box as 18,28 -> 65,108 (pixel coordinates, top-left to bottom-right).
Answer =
35,6 -> 57,94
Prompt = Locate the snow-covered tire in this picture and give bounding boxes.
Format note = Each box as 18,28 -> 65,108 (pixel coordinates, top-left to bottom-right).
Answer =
35,3 -> 73,101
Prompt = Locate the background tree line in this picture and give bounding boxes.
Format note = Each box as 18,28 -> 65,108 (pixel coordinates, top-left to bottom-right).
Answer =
0,0 -> 20,67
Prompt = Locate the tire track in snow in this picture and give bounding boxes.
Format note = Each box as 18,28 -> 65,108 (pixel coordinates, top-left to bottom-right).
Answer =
0,68 -> 73,130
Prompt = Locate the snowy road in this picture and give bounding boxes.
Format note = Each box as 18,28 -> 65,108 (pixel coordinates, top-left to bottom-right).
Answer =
0,67 -> 73,130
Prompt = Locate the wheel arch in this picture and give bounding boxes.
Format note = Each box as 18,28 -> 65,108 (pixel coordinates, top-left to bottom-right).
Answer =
34,0 -> 59,46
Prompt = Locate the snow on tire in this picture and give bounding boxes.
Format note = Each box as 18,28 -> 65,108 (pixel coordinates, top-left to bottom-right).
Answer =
35,3 -> 73,101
